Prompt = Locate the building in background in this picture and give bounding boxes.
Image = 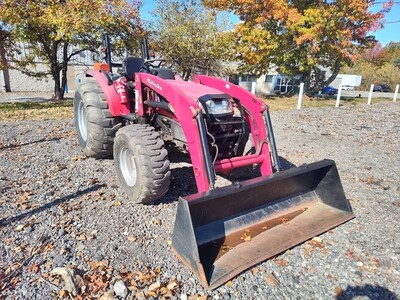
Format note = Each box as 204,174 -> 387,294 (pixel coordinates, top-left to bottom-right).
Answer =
0,43 -> 97,94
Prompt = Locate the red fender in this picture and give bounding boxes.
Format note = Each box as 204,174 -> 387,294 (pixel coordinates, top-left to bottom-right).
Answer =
86,70 -> 131,115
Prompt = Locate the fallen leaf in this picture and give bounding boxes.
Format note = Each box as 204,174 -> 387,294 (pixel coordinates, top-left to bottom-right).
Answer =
251,267 -> 260,275
148,281 -> 160,291
90,260 -> 109,270
310,237 -> 324,248
160,286 -> 173,297
15,223 -> 29,231
147,290 -> 157,297
220,244 -> 232,253
114,200 -> 122,206
241,232 -> 252,242
43,242 -> 54,252
59,289 -> 68,298
279,217 -> 289,225
127,235 -> 137,242
166,280 -> 178,290
226,280 -> 233,287
28,263 -> 40,273
265,273 -> 280,287
72,155 -> 86,161
334,286 -> 343,297
275,258 -> 288,267
51,267 -> 78,296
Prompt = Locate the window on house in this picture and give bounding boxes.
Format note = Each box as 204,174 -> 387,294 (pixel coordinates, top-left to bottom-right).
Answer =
265,75 -> 274,83
241,74 -> 257,82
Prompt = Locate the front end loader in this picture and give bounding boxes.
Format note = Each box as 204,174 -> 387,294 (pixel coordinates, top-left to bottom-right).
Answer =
73,34 -> 354,289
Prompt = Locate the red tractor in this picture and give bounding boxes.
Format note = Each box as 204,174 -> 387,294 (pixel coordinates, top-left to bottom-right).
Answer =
73,35 -> 354,289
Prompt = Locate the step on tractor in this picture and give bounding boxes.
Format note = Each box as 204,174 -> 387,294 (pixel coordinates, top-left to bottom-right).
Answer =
73,34 -> 354,289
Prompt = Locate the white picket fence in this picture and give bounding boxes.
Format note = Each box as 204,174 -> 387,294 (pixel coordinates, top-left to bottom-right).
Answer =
297,84 -> 399,110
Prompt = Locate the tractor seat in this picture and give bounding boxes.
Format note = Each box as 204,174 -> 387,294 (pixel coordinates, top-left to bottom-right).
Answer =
123,57 -> 145,81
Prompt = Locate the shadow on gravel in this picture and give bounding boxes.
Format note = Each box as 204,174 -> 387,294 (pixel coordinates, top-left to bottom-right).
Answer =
337,284 -> 398,300
0,184 -> 105,227
279,156 -> 297,170
0,137 -> 61,151
155,166 -> 197,205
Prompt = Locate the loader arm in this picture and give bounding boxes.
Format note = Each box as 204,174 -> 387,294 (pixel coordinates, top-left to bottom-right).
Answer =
134,73 -> 215,192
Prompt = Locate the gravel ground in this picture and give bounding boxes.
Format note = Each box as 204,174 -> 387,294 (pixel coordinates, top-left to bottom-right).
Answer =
0,101 -> 399,299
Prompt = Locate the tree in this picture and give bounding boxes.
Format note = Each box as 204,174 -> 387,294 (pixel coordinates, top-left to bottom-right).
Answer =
0,0 -> 143,99
151,0 -> 235,80
341,42 -> 400,89
204,0 -> 393,94
361,42 -> 388,66
0,23 -> 14,92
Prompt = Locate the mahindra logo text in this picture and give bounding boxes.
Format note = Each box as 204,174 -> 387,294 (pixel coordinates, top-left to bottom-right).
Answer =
146,78 -> 162,91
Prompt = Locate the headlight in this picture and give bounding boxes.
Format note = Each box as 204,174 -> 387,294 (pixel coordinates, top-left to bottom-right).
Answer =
204,99 -> 233,115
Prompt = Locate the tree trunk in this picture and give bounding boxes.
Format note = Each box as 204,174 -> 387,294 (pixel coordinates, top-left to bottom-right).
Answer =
183,69 -> 192,81
49,41 -> 63,100
59,42 -> 69,100
0,40 -> 11,92
302,60 -> 341,96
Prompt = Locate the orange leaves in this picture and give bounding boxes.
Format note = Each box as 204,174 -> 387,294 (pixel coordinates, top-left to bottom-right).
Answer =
275,258 -> 289,267
206,0 -> 387,79
117,267 -> 179,299
240,231 -> 252,242
82,261 -> 113,295
27,263 -> 40,274
90,260 -> 110,271
303,237 -> 328,257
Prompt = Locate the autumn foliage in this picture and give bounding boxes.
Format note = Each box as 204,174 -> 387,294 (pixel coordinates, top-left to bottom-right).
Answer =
204,0 -> 393,93
0,0 -> 143,99
152,0 -> 236,80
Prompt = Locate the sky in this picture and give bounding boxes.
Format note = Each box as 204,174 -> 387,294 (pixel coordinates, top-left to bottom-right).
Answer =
140,1 -> 400,47
371,2 -> 400,46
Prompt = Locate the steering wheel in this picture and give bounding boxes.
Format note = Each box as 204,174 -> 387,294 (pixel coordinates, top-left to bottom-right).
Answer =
144,59 -> 174,69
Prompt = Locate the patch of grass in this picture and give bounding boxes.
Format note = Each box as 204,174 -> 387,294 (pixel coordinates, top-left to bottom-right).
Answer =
0,100 -> 73,122
0,94 -> 395,122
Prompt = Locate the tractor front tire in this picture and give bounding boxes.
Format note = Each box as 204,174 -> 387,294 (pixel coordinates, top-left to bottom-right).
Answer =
114,125 -> 171,203
74,77 -> 121,158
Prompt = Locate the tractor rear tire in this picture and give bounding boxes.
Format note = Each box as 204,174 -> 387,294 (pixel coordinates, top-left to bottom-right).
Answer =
74,77 -> 121,158
114,124 -> 171,203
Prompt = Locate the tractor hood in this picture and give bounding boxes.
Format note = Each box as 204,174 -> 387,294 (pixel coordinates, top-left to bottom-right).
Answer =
167,80 -> 227,102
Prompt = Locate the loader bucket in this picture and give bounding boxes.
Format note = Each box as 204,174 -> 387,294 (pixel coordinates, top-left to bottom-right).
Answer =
171,159 -> 354,289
